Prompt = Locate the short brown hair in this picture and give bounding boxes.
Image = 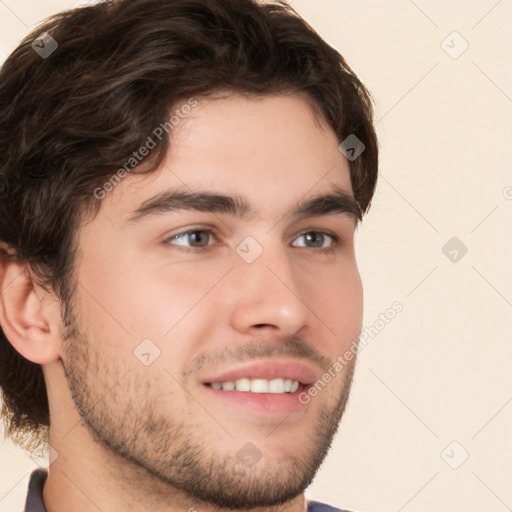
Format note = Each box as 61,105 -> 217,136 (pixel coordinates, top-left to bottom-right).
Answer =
0,0 -> 378,455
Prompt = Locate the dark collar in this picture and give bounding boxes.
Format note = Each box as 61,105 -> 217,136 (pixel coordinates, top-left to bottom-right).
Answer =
24,469 -> 48,512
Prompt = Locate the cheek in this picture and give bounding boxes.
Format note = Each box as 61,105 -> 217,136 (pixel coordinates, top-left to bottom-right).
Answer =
301,260 -> 363,348
77,236 -> 223,341
340,270 -> 363,339
115,259 -> 230,344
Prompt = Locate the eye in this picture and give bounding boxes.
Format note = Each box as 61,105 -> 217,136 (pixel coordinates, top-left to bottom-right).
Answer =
165,228 -> 215,252
291,231 -> 341,253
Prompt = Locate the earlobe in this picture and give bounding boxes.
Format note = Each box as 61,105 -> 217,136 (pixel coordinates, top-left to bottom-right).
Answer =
0,258 -> 61,365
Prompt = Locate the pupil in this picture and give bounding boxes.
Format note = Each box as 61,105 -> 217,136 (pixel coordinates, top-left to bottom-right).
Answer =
190,232 -> 208,246
306,233 -> 323,247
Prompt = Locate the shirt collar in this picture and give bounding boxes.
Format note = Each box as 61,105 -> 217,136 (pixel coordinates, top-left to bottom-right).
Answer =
24,468 -> 48,512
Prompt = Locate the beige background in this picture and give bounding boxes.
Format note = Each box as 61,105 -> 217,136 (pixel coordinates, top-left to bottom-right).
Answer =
1,1 -> 511,511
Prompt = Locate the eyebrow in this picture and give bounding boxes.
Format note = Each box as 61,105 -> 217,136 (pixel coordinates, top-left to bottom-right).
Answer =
126,185 -> 362,225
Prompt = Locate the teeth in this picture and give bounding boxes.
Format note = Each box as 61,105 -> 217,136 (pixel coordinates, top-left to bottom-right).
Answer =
236,378 -> 251,392
220,380 -> 235,391
251,379 -> 268,393
209,378 -> 301,393
269,379 -> 284,393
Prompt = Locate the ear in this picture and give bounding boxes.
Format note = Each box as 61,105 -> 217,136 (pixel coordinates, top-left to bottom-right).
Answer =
0,257 -> 62,365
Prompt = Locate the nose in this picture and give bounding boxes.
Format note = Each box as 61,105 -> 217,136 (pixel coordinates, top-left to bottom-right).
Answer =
226,239 -> 312,336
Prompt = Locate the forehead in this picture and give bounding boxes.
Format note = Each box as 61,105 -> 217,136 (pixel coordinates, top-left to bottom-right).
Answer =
101,93 -> 354,222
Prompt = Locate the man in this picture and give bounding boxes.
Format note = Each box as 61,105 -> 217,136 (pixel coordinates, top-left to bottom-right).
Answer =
0,0 -> 378,511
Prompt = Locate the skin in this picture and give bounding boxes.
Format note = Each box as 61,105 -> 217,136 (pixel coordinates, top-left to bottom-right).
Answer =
0,92 -> 363,512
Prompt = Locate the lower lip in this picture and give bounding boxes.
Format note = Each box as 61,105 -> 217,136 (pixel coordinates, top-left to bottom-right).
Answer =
202,384 -> 311,416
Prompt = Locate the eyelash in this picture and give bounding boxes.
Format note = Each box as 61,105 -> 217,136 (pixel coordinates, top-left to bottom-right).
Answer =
163,228 -> 342,255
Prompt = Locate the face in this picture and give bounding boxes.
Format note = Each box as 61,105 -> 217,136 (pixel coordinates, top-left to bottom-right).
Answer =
60,92 -> 363,508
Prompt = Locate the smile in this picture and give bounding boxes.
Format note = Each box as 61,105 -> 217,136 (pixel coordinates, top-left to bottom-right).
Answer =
204,378 -> 301,393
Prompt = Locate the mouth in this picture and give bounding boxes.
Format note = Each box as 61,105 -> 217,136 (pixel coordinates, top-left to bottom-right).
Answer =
203,378 -> 307,394
199,359 -> 318,416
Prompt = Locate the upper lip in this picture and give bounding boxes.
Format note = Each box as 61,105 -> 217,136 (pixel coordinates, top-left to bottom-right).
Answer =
200,358 -> 319,385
